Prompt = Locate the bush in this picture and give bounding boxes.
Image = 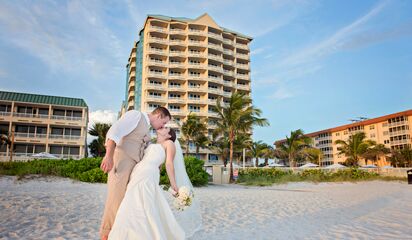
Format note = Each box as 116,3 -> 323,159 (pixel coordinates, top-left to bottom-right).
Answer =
160,156 -> 209,187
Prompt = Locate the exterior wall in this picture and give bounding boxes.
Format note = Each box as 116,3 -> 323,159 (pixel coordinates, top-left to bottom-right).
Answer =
276,110 -> 412,167
0,100 -> 88,161
122,14 -> 252,165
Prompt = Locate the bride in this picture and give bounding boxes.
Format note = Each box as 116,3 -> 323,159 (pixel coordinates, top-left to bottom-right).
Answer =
108,127 -> 201,240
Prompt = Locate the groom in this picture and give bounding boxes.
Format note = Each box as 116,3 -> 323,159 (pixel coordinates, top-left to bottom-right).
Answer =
99,107 -> 171,240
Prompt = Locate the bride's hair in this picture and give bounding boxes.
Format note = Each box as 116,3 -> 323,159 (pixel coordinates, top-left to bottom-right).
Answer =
167,128 -> 176,142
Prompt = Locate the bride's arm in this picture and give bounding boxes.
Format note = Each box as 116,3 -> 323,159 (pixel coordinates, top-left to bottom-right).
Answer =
165,141 -> 178,194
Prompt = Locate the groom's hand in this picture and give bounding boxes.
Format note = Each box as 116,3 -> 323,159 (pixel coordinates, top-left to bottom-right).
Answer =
100,156 -> 114,173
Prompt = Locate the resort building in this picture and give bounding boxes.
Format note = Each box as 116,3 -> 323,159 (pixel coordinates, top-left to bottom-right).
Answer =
0,91 -> 89,161
120,13 -> 252,164
274,109 -> 412,167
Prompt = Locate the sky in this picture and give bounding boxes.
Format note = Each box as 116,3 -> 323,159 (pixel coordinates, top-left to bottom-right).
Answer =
0,0 -> 411,145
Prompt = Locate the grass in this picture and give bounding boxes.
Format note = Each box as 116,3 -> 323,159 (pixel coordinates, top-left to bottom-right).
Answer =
236,168 -> 407,186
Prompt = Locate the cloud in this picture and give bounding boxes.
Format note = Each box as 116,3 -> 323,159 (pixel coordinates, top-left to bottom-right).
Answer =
280,0 -> 389,68
251,47 -> 266,55
89,110 -> 118,127
268,87 -> 295,100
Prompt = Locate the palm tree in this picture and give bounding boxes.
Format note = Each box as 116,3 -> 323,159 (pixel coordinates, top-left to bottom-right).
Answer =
362,144 -> 390,165
275,129 -> 313,168
88,123 -> 111,157
194,134 -> 209,158
261,144 -> 275,166
400,146 -> 412,167
210,133 -> 230,166
387,149 -> 405,167
233,133 -> 252,166
181,113 -> 207,156
247,141 -> 265,167
299,148 -> 324,166
214,92 -> 269,182
0,129 -> 11,158
335,132 -> 375,166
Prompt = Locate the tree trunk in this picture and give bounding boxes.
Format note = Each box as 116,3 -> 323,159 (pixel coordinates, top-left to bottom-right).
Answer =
255,157 -> 258,167
229,131 -> 234,183
264,158 -> 268,166
196,146 -> 199,158
186,140 -> 190,156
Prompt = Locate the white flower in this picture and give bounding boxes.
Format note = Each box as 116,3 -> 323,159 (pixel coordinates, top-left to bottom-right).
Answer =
172,186 -> 194,211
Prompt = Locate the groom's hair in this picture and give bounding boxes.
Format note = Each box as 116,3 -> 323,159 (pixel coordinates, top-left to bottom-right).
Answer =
168,128 -> 176,142
152,107 -> 171,119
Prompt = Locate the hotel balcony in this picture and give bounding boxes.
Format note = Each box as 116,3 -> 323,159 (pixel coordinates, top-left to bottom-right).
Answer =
208,54 -> 223,62
188,63 -> 207,70
388,121 -> 409,127
208,65 -> 223,73
148,37 -> 168,45
147,48 -> 167,55
187,99 -> 207,105
188,29 -> 207,36
146,96 -> 167,103
170,40 -> 186,46
169,62 -> 186,68
169,51 -> 186,57
168,73 -> 186,81
168,85 -> 185,92
188,40 -> 205,47
223,70 -> 235,78
236,53 -> 249,60
236,63 -> 250,70
188,51 -> 206,58
222,38 -> 234,45
236,84 -> 250,91
147,72 -> 166,78
14,133 -> 47,141
147,60 -> 168,68
150,25 -> 168,33
131,52 -> 136,60
129,72 -> 136,80
168,98 -> 186,104
208,76 -> 223,84
169,110 -> 187,116
48,134 -> 83,141
208,88 -> 223,95
146,83 -> 166,91
389,129 -> 411,136
208,43 -> 223,52
223,49 -> 234,56
222,92 -> 232,98
236,74 -> 250,81
208,32 -> 223,41
236,43 -> 249,50
208,111 -> 219,118
390,139 -> 410,145
170,28 -> 186,34
188,86 -> 205,92
223,59 -> 235,67
223,81 -> 235,88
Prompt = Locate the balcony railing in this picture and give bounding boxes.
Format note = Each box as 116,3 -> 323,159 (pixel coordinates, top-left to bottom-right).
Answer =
237,53 -> 249,59
49,134 -> 82,140
389,130 -> 411,136
148,60 -> 167,67
208,66 -> 223,72
148,37 -> 168,44
390,139 -> 411,145
208,43 -> 223,52
236,63 -> 249,69
12,113 -> 50,119
236,43 -> 249,50
169,51 -> 186,57
208,32 -> 223,41
148,49 -> 166,55
189,41 -> 204,46
236,74 -> 250,80
146,84 -> 165,90
223,60 -> 234,66
51,115 -> 83,121
208,54 -> 223,62
208,77 -> 223,84
188,52 -> 206,57
150,26 -> 167,33
168,98 -> 185,104
208,88 -> 223,94
14,133 -> 47,139
170,28 -> 185,34
388,121 -> 409,127
0,111 -> 11,116
222,92 -> 232,97
223,49 -> 234,55
236,84 -> 250,90
223,38 -> 234,45
170,40 -> 185,45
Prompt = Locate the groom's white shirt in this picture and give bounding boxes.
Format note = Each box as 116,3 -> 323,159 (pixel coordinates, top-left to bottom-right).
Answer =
106,110 -> 150,145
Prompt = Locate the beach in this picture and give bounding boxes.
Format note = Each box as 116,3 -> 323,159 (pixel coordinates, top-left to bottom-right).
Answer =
0,176 -> 411,240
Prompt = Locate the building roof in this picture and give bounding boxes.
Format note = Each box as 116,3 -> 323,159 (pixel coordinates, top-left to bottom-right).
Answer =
274,109 -> 412,145
0,91 -> 88,108
145,13 -> 253,40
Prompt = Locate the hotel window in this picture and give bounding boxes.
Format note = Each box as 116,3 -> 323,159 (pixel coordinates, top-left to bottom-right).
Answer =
370,133 -> 376,138
189,105 -> 200,112
0,104 -> 11,112
17,106 -> 34,114
189,94 -> 200,99
38,108 -> 49,115
169,94 -> 181,99
382,123 -> 388,127
335,132 -> 340,136
369,125 -> 375,130
149,92 -> 162,98
344,130 -> 348,135
383,131 -> 388,136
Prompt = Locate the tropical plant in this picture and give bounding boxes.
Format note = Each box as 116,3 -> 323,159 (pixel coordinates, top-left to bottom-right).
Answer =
275,129 -> 313,168
247,141 -> 265,167
361,144 -> 390,165
261,144 -> 275,166
181,113 -> 207,156
335,132 -> 376,166
88,123 -> 111,157
299,147 -> 324,166
214,92 -> 269,182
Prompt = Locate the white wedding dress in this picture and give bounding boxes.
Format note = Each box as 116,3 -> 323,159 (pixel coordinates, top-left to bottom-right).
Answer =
108,144 -> 185,240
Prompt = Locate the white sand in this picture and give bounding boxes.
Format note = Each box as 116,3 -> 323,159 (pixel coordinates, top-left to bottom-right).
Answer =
0,176 -> 411,240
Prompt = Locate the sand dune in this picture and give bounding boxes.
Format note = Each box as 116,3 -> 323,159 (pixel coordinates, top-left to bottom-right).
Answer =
0,176 -> 411,240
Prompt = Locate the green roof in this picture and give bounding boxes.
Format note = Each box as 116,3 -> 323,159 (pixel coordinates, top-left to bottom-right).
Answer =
0,91 -> 88,108
146,14 -> 253,40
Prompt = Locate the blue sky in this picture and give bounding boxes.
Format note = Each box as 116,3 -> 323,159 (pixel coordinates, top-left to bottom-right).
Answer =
0,0 -> 411,145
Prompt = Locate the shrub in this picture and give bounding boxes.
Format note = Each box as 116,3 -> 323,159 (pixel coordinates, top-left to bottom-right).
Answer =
160,156 -> 209,187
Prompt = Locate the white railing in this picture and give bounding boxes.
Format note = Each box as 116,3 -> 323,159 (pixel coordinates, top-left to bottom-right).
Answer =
14,133 -> 47,139
388,121 -> 409,127
148,60 -> 167,67
208,43 -> 223,51
236,63 -> 249,69
208,32 -> 223,40
236,84 -> 249,90
49,134 -> 82,140
236,43 -> 249,50
0,111 -> 11,116
170,28 -> 185,34
168,98 -> 185,104
170,40 -> 185,45
222,92 -> 232,97
389,130 -> 410,136
12,113 -> 49,119
223,49 -> 234,55
237,53 -> 249,59
390,139 -> 411,145
208,88 -> 223,94
51,115 -> 83,121
208,66 -> 223,72
148,37 -> 167,44
223,38 -> 233,45
189,41 -> 204,46
208,54 -> 223,61
150,26 -> 167,32
223,60 -> 234,66
147,84 -> 165,90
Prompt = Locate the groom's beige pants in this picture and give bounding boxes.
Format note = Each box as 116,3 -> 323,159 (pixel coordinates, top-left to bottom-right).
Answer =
99,152 -> 138,237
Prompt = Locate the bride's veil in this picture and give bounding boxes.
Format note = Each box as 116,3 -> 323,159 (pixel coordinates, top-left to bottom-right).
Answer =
173,140 -> 202,238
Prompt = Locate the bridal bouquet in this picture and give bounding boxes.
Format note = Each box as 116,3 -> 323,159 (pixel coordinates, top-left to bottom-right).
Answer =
169,186 -> 194,211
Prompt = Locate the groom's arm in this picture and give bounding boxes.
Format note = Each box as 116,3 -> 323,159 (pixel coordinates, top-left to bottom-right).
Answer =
100,140 -> 116,173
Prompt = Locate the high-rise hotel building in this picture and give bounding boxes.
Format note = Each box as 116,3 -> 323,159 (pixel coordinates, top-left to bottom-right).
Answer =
0,91 -> 88,161
274,109 -> 412,167
120,14 -> 252,164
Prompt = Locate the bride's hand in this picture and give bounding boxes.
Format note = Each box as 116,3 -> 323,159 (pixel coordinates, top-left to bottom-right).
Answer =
171,185 -> 179,197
